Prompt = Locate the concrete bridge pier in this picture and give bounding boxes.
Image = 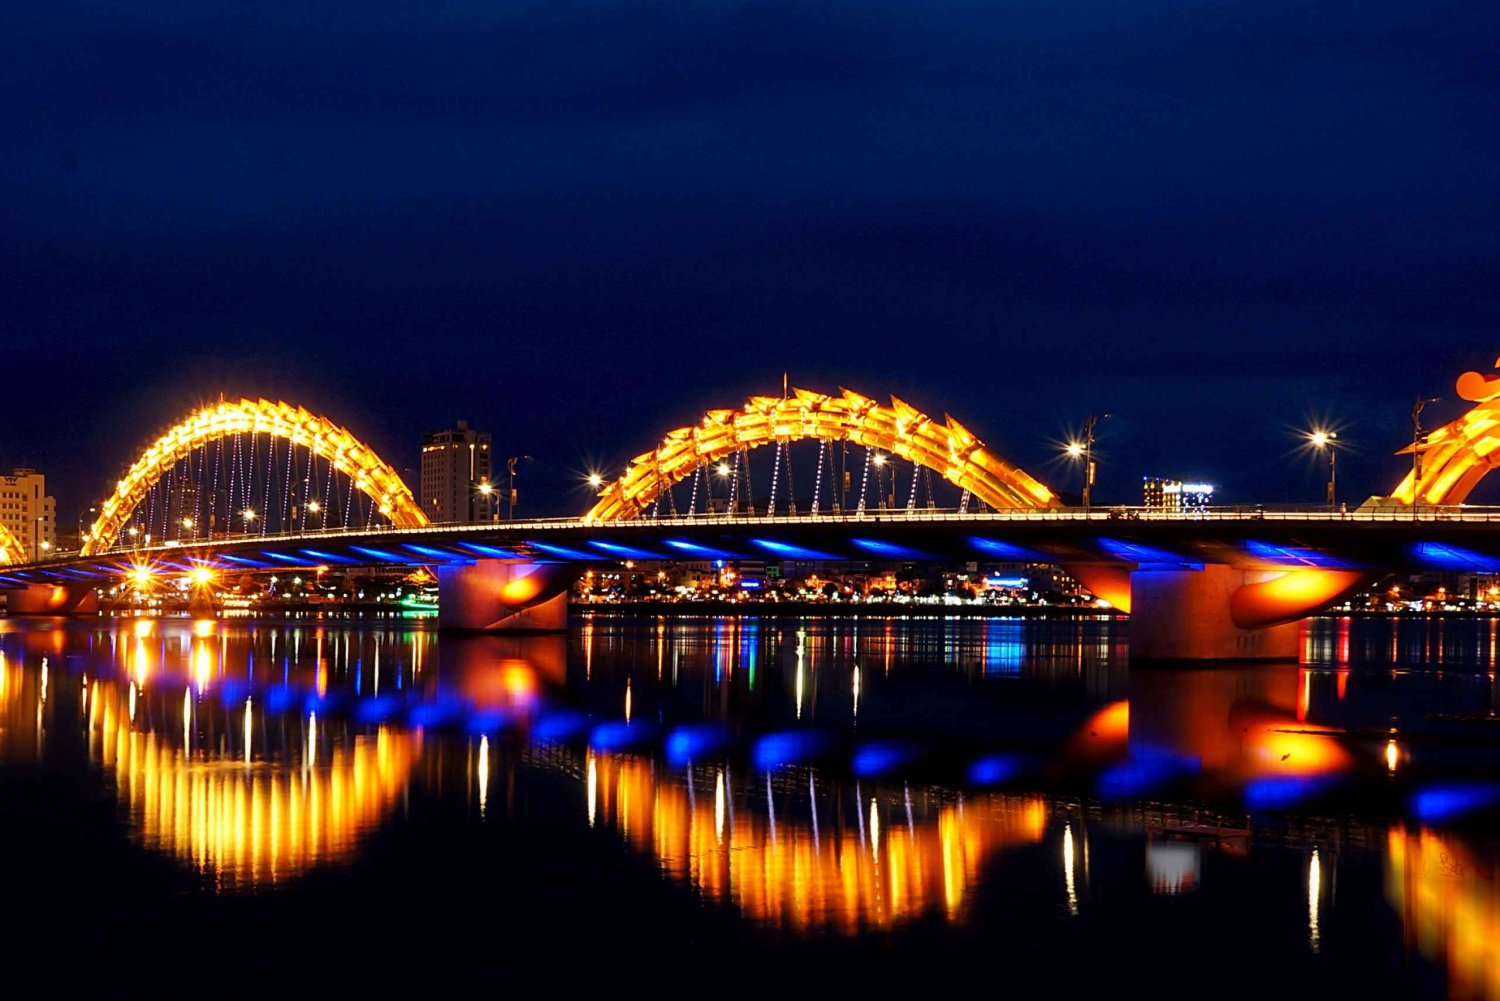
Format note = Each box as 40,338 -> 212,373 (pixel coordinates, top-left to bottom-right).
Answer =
2,583 -> 100,617
437,559 -> 577,632
1069,563 -> 1369,662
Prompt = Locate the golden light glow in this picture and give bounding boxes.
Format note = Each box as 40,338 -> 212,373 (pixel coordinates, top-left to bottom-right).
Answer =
0,523 -> 24,565
583,387 -> 1060,522
83,398 -> 428,554
1393,359 -> 1500,505
85,678 -> 417,888
1386,827 -> 1500,999
1230,569 -> 1369,630
588,753 -> 1046,933
189,567 -> 216,588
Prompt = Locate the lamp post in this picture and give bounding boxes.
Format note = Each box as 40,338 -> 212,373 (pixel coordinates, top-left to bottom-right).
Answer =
1411,396 -> 1440,516
1309,430 -> 1339,511
506,455 -> 532,521
77,504 -> 97,553
1068,414 -> 1109,512
475,480 -> 494,522
872,453 -> 888,509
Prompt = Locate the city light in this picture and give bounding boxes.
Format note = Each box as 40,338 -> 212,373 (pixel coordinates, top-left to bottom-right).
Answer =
181,518 -> 194,530
872,453 -> 887,466
307,500 -> 321,513
189,566 -> 215,588
242,508 -> 256,524
587,473 -> 604,488
1065,441 -> 1085,459
478,483 -> 493,496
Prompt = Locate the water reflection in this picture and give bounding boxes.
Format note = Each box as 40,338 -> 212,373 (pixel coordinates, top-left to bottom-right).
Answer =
6,613 -> 1500,994
1387,826 -> 1500,1000
584,751 -> 1046,934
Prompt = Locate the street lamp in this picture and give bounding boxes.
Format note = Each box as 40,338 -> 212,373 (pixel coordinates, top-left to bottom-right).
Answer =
714,461 -> 731,514
475,480 -> 495,522
242,508 -> 257,533
587,473 -> 604,489
1411,396 -> 1440,515
1069,414 -> 1109,512
506,455 -> 532,521
872,453 -> 888,509
77,504 -> 97,552
1308,430 -> 1339,511
181,517 -> 195,542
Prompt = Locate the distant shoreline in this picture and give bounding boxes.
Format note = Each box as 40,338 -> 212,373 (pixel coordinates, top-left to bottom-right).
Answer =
572,600 -> 1117,618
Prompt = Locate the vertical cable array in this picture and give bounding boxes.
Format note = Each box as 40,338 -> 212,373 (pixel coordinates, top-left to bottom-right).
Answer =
811,440 -> 828,515
784,441 -> 797,515
768,440 -> 783,517
856,447 -> 873,515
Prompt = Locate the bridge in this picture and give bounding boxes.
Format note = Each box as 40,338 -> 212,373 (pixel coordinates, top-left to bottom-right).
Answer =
7,360 -> 1500,660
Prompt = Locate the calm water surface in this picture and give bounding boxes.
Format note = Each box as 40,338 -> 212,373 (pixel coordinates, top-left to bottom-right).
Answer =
2,611 -> 1499,996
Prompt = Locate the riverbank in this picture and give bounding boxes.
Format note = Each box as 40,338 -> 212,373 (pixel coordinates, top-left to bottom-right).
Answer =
574,600 -> 1117,618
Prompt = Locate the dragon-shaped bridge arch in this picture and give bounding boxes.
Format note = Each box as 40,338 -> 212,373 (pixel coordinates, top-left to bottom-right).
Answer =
83,399 -> 428,556
584,386 -> 1061,523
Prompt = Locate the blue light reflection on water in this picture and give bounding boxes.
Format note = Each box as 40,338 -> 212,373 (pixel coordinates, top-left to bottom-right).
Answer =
0,612 -> 1497,998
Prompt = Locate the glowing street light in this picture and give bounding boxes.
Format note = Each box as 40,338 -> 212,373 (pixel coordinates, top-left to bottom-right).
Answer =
1065,415 -> 1109,511
306,500 -> 320,514
242,508 -> 256,527
587,473 -> 604,489
1306,429 -> 1340,511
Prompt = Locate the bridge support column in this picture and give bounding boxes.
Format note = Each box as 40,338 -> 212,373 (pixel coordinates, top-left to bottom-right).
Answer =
437,560 -> 577,632
2,583 -> 100,617
1127,565 -> 1369,662
1130,566 -> 1298,662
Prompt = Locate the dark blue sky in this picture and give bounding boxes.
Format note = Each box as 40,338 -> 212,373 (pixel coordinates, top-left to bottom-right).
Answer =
4,1 -> 1498,520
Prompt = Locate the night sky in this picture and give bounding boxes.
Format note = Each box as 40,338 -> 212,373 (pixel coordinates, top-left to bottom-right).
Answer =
5,2 -> 1499,522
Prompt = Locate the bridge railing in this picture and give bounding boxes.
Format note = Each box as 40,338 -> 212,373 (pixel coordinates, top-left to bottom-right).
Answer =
26,503 -> 1500,567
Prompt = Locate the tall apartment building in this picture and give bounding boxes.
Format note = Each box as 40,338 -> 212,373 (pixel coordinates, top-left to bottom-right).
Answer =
0,468 -> 57,559
420,421 -> 495,523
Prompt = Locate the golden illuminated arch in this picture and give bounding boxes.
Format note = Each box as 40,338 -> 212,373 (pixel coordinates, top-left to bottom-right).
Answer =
0,523 -> 25,565
585,387 -> 1060,522
83,398 -> 428,555
1393,360 -> 1500,505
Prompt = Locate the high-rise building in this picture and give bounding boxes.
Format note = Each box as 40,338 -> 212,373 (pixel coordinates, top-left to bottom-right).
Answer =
0,468 -> 57,559
1142,477 -> 1214,513
420,421 -> 494,523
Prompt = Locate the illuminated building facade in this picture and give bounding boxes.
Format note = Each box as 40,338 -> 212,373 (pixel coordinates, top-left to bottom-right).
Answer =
420,420 -> 494,523
0,468 -> 56,560
1142,477 -> 1214,512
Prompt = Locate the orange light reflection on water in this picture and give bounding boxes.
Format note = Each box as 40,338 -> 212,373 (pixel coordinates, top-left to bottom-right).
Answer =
1388,827 -> 1500,1000
588,753 -> 1046,934
86,677 -> 417,889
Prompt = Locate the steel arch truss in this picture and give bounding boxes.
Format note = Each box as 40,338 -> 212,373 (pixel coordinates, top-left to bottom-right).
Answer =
83,399 -> 428,555
1395,362 -> 1500,505
584,387 -> 1060,523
